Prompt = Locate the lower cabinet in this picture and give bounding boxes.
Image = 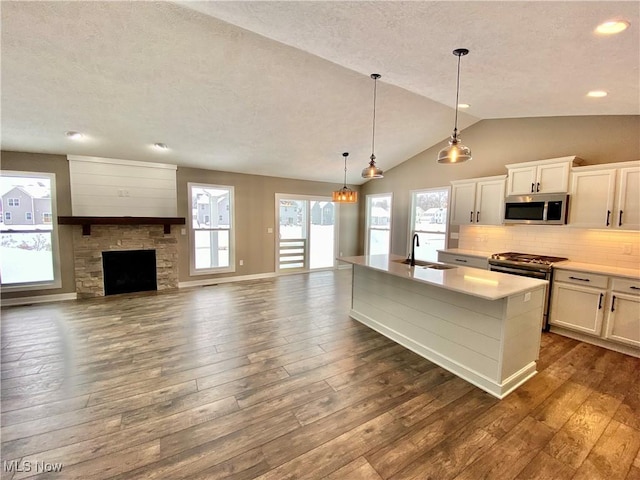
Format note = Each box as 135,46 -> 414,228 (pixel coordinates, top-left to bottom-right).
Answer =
437,252 -> 488,269
550,269 -> 640,354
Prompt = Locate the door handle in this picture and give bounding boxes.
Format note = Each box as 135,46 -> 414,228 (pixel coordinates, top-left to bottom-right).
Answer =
536,182 -> 540,192
606,210 -> 611,227
598,293 -> 603,309
531,183 -> 535,193
470,211 -> 473,223
619,210 -> 623,226
476,211 -> 480,223
611,295 -> 616,312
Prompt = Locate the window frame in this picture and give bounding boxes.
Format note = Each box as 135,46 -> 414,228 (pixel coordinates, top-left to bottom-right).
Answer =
188,182 -> 235,276
0,171 -> 62,291
408,186 -> 451,263
365,192 -> 393,256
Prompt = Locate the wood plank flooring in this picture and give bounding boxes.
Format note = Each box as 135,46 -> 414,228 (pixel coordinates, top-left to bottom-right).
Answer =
1,269 -> 639,479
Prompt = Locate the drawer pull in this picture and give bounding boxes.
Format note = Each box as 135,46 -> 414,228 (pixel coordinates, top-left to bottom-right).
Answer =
568,276 -> 590,282
630,286 -> 640,290
611,295 -> 616,312
470,211 -> 473,222
619,210 -> 623,226
476,211 -> 480,223
606,210 -> 611,227
598,293 -> 603,309
531,183 -> 535,193
455,259 -> 468,263
536,182 -> 540,192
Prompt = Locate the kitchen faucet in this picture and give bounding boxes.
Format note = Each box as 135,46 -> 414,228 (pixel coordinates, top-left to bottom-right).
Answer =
410,233 -> 420,266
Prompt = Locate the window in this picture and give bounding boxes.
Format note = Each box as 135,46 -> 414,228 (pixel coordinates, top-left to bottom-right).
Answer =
409,187 -> 450,262
365,193 -> 392,256
189,183 -> 234,274
1,172 -> 61,290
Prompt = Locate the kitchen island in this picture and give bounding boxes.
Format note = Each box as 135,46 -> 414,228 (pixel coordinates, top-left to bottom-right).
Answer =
339,254 -> 548,398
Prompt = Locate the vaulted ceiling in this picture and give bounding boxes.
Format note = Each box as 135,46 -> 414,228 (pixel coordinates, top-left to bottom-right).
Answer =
2,1 -> 638,184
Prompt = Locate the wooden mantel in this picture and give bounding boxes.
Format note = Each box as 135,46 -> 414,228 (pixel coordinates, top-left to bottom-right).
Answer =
58,216 -> 186,235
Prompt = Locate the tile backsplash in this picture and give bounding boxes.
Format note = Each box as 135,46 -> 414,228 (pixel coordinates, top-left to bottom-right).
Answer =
458,225 -> 640,268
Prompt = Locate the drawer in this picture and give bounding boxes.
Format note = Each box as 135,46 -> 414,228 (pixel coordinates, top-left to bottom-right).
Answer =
437,252 -> 488,270
611,277 -> 640,295
554,269 -> 609,289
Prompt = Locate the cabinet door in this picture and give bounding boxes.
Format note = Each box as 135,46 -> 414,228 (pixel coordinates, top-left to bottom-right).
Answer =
616,166 -> 640,230
549,283 -> 605,335
507,166 -> 537,195
450,182 -> 476,225
604,293 -> 640,347
568,169 -> 616,228
537,162 -> 570,193
475,178 -> 505,225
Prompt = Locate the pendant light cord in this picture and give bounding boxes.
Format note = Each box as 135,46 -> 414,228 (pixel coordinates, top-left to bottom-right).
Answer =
453,52 -> 461,138
343,154 -> 348,188
371,76 -> 377,158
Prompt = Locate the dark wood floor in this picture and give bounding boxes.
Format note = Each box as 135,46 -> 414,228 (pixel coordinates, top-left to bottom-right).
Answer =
1,269 -> 639,480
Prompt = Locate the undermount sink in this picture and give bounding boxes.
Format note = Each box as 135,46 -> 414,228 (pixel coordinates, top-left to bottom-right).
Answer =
393,258 -> 434,267
393,259 -> 457,270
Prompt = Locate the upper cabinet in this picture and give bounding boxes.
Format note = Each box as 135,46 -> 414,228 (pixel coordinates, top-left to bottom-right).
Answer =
505,156 -> 583,195
568,161 -> 640,230
450,175 -> 506,225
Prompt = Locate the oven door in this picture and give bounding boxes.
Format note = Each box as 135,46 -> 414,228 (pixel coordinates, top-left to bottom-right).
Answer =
489,264 -> 548,279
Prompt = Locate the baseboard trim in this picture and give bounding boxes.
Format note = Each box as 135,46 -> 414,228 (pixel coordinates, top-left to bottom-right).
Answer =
179,272 -> 277,288
549,326 -> 640,358
1,292 -> 78,307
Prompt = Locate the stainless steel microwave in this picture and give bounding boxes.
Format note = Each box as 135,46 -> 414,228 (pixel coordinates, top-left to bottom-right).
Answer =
504,193 -> 569,225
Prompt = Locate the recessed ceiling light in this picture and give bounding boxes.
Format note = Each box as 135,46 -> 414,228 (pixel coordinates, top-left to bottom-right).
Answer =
458,103 -> 470,109
595,20 -> 630,35
65,131 -> 83,140
153,143 -> 168,151
587,90 -> 608,98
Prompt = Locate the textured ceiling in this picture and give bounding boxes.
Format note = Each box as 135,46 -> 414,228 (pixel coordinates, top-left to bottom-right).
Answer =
1,1 -> 638,185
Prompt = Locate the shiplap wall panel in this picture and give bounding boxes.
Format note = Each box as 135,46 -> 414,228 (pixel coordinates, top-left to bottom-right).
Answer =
68,156 -> 177,217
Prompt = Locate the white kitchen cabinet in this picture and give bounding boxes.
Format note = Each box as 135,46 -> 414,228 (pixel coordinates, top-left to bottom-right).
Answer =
551,268 -> 640,355
604,278 -> 640,348
568,161 -> 639,230
506,156 -> 581,195
550,279 -> 606,336
450,175 -> 506,226
437,251 -> 488,269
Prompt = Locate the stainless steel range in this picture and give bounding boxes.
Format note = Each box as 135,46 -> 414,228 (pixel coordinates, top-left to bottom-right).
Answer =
488,252 -> 568,330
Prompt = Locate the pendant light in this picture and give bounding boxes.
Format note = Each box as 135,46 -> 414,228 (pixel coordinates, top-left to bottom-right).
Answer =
332,152 -> 358,203
362,73 -> 384,178
437,48 -> 472,164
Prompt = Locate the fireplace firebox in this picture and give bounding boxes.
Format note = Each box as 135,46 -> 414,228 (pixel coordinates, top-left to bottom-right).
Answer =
102,249 -> 157,296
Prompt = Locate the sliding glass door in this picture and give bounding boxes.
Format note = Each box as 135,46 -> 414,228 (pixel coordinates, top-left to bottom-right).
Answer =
276,195 -> 336,272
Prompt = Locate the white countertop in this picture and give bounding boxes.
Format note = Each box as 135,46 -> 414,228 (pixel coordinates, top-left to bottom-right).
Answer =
338,254 -> 547,301
437,248 -> 492,259
554,261 -> 640,280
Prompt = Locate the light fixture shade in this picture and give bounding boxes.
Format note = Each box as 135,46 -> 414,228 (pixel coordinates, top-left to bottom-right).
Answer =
362,157 -> 384,178
437,135 -> 472,164
332,188 -> 358,203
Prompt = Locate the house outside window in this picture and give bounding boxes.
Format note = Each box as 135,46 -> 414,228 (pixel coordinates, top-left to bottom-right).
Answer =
189,183 -> 235,274
365,193 -> 392,256
409,187 -> 450,262
0,172 -> 61,290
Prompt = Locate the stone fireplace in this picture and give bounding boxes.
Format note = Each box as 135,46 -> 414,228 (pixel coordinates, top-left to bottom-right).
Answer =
70,224 -> 179,298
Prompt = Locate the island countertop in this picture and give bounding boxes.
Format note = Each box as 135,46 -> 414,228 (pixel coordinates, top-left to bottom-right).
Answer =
338,254 -> 547,301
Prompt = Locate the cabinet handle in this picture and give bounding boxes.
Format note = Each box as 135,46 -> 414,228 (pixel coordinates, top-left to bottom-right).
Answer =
611,295 -> 616,312
598,293 -> 603,309
454,259 -> 468,263
470,211 -> 473,222
630,286 -> 640,290
568,276 -> 590,282
606,210 -> 611,227
619,210 -> 623,226
531,183 -> 535,193
476,211 -> 480,223
536,182 -> 540,192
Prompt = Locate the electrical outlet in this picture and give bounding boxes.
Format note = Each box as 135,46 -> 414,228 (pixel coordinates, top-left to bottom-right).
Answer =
181,228 -> 186,235
524,292 -> 531,302
267,227 -> 273,234
239,260 -> 244,266
623,243 -> 632,255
